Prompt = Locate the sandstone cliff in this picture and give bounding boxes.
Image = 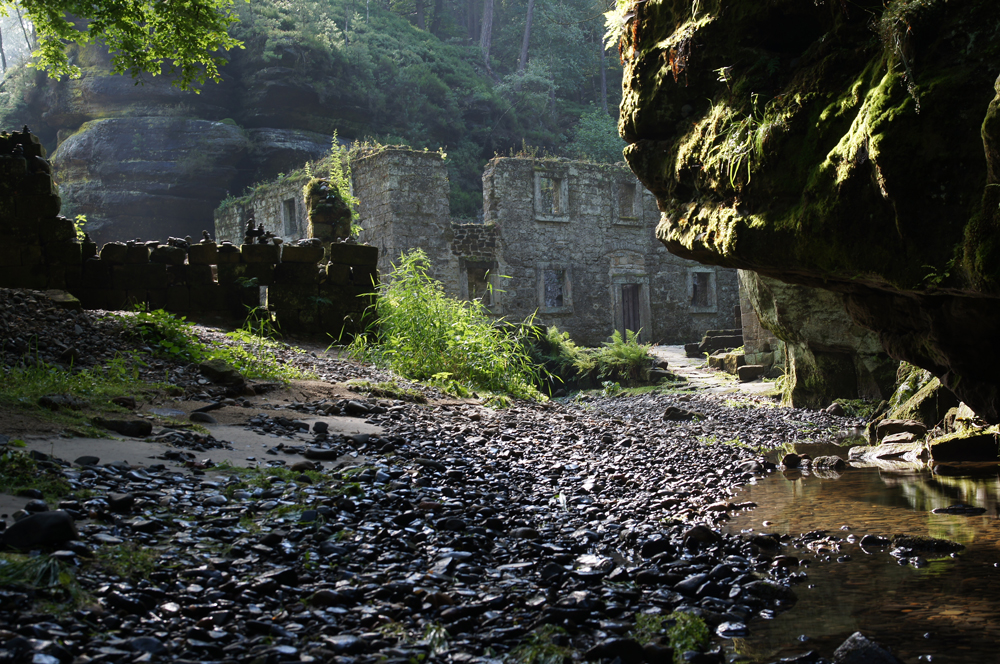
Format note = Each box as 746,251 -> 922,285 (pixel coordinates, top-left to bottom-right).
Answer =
619,0 -> 1000,421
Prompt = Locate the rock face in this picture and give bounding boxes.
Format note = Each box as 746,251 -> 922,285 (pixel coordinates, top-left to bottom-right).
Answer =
619,0 -> 1000,421
740,270 -> 896,407
4,46 -> 336,245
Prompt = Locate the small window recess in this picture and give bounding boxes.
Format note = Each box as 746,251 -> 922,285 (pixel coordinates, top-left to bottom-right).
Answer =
538,265 -> 572,314
281,198 -> 297,236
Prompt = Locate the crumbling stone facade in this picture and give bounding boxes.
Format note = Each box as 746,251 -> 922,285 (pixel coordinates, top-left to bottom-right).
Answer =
349,150 -> 740,346
215,177 -> 309,244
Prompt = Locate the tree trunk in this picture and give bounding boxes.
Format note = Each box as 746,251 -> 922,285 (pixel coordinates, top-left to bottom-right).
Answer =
599,40 -> 609,115
479,0 -> 494,77
14,6 -> 31,50
429,0 -> 443,34
517,0 -> 535,73
415,0 -> 425,29
467,0 -> 478,42
0,28 -> 7,73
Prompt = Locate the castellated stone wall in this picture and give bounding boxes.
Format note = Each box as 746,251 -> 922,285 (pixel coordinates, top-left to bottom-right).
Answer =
0,129 -> 376,337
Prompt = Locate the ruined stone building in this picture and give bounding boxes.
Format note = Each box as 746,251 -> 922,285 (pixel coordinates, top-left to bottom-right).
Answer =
217,148 -> 741,347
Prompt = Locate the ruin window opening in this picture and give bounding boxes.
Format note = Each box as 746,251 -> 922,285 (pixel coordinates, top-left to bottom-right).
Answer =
618,182 -> 638,219
544,269 -> 565,307
691,271 -> 713,308
281,198 -> 297,236
467,266 -> 492,305
540,176 -> 561,216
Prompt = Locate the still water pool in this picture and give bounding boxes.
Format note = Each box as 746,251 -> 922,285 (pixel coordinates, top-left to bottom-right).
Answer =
722,465 -> 1000,663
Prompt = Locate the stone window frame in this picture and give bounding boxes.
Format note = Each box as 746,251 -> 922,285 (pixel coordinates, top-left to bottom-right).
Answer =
533,170 -> 570,222
687,267 -> 718,313
613,179 -> 643,226
460,258 -> 498,310
536,263 -> 573,314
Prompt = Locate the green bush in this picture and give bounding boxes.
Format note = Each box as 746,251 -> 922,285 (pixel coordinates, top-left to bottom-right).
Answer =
527,326 -> 654,392
347,249 -> 542,401
594,329 -> 652,386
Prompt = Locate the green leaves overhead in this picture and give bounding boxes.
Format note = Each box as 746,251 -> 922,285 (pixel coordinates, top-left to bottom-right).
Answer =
11,0 -> 245,90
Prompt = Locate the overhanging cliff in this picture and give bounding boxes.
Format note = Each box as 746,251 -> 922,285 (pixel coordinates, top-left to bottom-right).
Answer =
619,0 -> 1000,421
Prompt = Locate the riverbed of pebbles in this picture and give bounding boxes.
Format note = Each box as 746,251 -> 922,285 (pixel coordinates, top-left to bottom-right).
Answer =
0,288 -> 870,663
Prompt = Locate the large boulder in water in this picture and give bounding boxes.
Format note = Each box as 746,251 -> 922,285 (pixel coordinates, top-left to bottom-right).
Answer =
619,0 -> 1000,422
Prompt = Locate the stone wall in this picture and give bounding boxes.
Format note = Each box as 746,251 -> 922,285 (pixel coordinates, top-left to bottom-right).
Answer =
482,157 -> 740,346
354,149 -> 460,295
215,177 -> 310,244
0,129 -> 376,337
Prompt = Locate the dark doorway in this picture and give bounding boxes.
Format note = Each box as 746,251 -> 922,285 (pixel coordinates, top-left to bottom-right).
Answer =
622,283 -> 640,335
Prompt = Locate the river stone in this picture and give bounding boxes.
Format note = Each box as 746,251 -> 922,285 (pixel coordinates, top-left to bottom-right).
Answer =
812,456 -> 846,471
2,511 -> 78,550
92,418 -> 153,437
198,359 -> 245,386
832,632 -> 903,664
876,419 -> 927,442
584,638 -> 645,664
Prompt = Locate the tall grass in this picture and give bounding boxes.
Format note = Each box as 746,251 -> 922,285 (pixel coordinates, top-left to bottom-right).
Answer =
347,249 -> 543,401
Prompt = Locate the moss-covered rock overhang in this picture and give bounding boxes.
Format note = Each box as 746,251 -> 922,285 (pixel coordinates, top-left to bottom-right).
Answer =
619,0 -> 1000,422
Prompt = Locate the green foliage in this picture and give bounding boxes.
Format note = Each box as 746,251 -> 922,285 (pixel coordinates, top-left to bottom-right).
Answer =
0,553 -> 81,605
0,353 -> 157,434
347,249 -> 543,401
95,542 -> 157,581
122,307 -> 207,363
346,379 -> 427,403
710,93 -> 785,190
13,0 -> 245,90
527,325 -> 596,385
507,625 -> 573,664
0,449 -> 72,501
833,398 -> 878,420
117,306 -> 310,382
630,612 -> 709,663
567,103 -> 624,163
594,329 -> 652,386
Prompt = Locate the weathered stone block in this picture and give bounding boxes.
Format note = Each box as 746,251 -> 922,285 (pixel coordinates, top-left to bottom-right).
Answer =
274,262 -> 319,284
146,289 -> 167,310
325,263 -> 351,285
104,289 -> 128,310
267,285 -> 318,310
281,244 -> 324,263
737,364 -> 767,382
189,283 -> 225,311
328,243 -> 378,266
82,241 -> 98,261
241,244 -> 280,263
188,243 -> 218,265
40,216 -> 76,243
186,264 -> 214,285
0,244 -> 20,266
45,241 -> 82,266
125,244 -> 150,264
101,243 -> 128,264
82,260 -> 113,289
0,265 -> 46,289
17,193 -> 60,220
150,245 -> 187,265
165,286 -> 190,311
20,244 -> 43,266
216,245 -> 241,264
125,290 -> 148,308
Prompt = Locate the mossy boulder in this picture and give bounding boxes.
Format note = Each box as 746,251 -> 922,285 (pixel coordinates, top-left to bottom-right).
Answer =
620,0 -> 1000,422
929,427 -> 1000,462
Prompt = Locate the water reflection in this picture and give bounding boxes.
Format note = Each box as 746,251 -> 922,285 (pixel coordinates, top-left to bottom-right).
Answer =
723,465 -> 1000,663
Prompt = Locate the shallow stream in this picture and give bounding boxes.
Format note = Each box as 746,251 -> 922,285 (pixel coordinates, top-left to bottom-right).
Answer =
723,464 -> 1000,663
